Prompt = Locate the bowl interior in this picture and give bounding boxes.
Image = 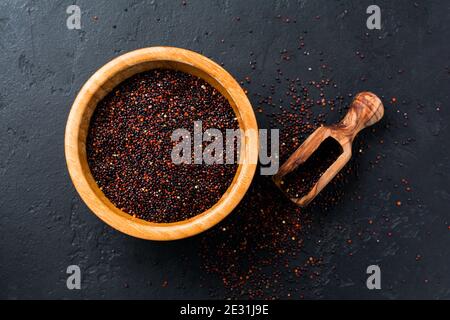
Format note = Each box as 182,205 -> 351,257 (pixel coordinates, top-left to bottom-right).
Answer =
66,48 -> 258,240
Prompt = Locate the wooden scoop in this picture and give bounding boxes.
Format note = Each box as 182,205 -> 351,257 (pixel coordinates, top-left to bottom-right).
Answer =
273,91 -> 384,207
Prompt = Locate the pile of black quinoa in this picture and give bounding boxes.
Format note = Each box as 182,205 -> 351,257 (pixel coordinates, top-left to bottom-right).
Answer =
86,69 -> 239,223
280,137 -> 343,199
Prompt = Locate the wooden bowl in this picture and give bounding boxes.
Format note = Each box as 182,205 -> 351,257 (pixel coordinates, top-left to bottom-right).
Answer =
65,47 -> 258,240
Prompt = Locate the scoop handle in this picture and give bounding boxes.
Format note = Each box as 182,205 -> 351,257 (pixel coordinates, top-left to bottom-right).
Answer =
335,92 -> 384,142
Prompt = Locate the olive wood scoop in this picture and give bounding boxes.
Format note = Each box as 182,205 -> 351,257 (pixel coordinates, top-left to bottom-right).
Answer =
273,91 -> 384,207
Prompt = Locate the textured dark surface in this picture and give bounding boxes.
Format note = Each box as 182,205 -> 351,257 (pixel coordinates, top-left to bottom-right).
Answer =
0,0 -> 449,299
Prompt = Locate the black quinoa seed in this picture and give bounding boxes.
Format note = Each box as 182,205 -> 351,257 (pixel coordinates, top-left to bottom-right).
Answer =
86,69 -> 239,223
281,137 -> 343,199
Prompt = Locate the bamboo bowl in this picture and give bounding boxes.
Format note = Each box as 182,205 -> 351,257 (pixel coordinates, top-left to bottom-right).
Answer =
65,47 -> 258,241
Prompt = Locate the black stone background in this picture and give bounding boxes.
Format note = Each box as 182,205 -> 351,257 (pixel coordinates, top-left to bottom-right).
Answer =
0,0 -> 449,299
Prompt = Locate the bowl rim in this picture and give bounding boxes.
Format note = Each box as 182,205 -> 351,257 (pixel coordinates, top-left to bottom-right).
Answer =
64,46 -> 258,240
